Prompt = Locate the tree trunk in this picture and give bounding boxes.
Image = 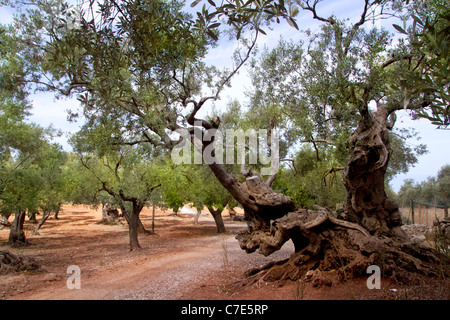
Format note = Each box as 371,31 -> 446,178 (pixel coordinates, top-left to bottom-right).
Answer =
33,210 -> 51,235
193,208 -> 202,224
208,161 -> 296,229
207,206 -> 226,233
128,203 -> 143,251
120,204 -> 151,235
343,109 -> 402,236
28,211 -> 38,223
1,214 -> 10,227
152,203 -> 156,234
237,208 -> 440,285
8,210 -> 27,246
101,203 -> 120,223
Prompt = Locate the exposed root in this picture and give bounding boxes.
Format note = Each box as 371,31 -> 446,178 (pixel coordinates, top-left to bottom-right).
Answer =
235,208 -> 448,288
0,250 -> 41,275
236,208 -> 370,256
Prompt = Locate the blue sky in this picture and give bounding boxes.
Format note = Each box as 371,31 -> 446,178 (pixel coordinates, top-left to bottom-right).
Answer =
1,1 -> 448,192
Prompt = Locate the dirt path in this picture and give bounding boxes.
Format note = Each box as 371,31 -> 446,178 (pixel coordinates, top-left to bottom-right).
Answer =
0,205 -> 293,300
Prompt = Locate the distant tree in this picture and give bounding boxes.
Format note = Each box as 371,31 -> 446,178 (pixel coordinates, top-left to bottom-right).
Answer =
63,153 -> 104,209
1,22 -> 66,244
185,164 -> 231,233
32,143 -> 68,233
437,165 -> 450,204
1,136 -> 65,245
397,164 -> 450,207
398,179 -> 422,204
72,140 -> 162,251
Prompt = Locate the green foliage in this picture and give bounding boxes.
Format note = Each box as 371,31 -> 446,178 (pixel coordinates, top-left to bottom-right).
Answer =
387,131 -> 428,181
0,137 -> 67,216
70,141 -> 163,211
2,0 -> 447,222
63,153 -> 105,207
1,22 -> 67,217
272,145 -> 346,209
246,22 -> 429,207
158,158 -> 232,213
39,0 -> 211,147
404,0 -> 450,128
437,164 -> 450,203
271,167 -> 314,209
191,0 -> 299,40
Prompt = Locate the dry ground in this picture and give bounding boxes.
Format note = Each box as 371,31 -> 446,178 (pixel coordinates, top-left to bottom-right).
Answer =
0,205 -> 448,300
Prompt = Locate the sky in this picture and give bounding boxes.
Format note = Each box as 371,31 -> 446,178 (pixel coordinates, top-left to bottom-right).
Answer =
1,1 -> 448,192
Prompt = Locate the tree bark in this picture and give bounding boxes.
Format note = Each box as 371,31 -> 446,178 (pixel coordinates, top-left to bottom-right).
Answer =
1,215 -> 10,227
208,162 -> 296,228
128,202 -> 143,251
152,203 -> 156,234
120,204 -> 151,235
8,210 -> 27,246
33,210 -> 51,235
343,109 -> 403,235
207,206 -> 226,233
0,250 -> 40,274
238,208 -> 440,285
28,212 -> 38,223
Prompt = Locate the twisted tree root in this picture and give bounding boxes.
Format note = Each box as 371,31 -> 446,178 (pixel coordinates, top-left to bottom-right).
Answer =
235,208 -> 447,286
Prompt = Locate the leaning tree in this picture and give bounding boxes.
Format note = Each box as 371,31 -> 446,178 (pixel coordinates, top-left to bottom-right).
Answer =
8,0 -> 449,280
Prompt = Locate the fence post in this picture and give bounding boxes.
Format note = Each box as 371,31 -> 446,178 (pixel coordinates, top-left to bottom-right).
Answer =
445,205 -> 449,219
410,198 -> 415,224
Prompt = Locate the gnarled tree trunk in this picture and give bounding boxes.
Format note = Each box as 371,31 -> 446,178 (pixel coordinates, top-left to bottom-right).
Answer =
0,250 -> 40,274
207,145 -> 442,284
238,208 -> 440,284
193,115 -> 445,285
119,201 -> 153,250
120,204 -> 151,235
343,109 -> 403,236
193,208 -> 202,224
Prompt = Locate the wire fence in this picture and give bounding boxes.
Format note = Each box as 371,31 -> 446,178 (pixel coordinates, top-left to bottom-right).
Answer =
399,199 -> 449,226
